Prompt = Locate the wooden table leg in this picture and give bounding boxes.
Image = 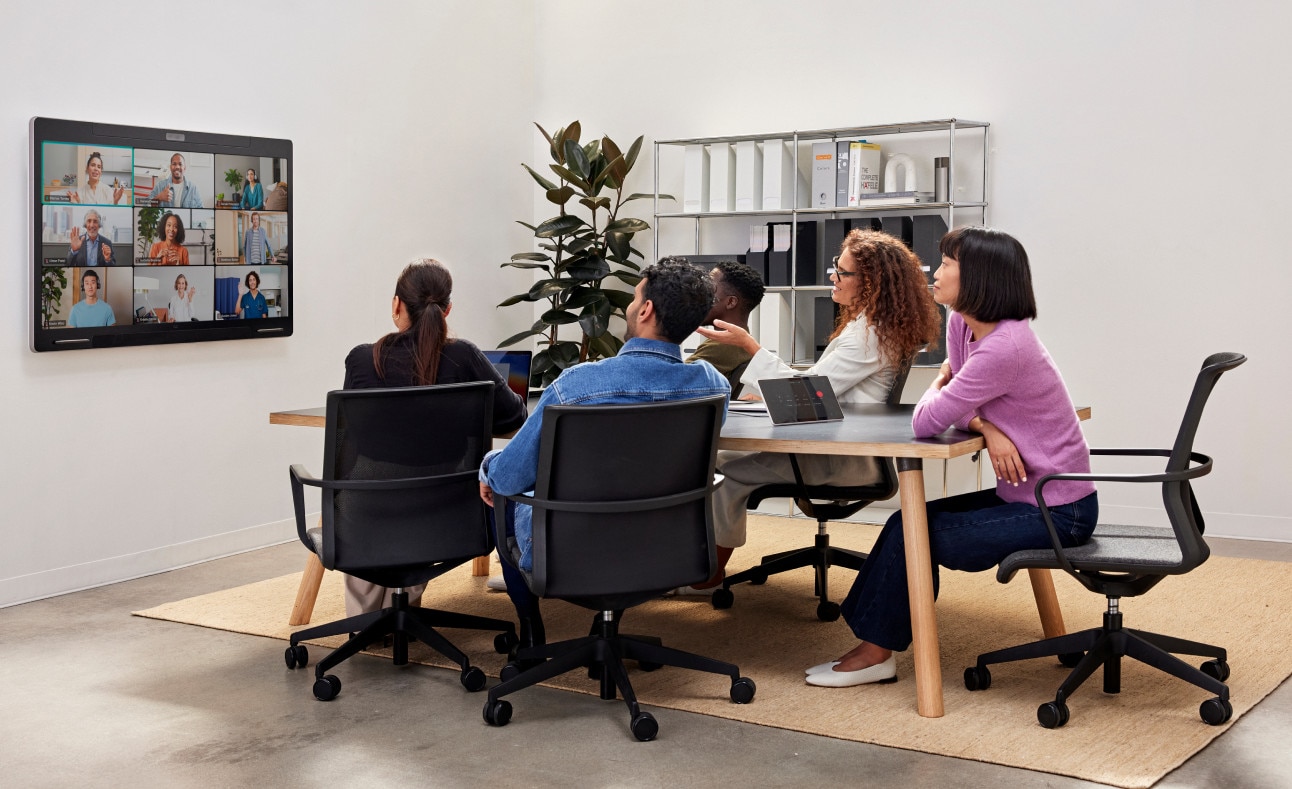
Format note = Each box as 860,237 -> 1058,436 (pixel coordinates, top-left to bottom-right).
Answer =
471,555 -> 490,576
289,553 -> 325,627
896,458 -> 943,718
1027,568 -> 1068,639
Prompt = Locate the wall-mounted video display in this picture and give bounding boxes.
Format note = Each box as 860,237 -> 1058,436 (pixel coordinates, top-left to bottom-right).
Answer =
31,117 -> 293,351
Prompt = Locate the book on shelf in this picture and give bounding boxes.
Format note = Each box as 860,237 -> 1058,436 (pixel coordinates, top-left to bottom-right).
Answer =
762,139 -> 796,211
708,143 -> 735,212
847,141 -> 881,206
683,145 -> 710,213
734,140 -> 763,211
810,142 -> 835,209
835,140 -> 852,207
850,191 -> 936,207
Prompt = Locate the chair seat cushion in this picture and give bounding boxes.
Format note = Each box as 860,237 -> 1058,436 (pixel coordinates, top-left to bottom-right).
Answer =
997,523 -> 1185,582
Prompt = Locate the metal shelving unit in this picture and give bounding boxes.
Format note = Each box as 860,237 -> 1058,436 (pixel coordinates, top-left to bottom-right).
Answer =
653,118 -> 990,365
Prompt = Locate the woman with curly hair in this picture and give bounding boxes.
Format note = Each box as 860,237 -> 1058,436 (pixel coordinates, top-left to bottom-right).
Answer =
682,229 -> 941,593
804,226 -> 1098,687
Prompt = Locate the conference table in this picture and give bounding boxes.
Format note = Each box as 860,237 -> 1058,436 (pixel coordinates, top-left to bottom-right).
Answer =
271,401 -> 1090,718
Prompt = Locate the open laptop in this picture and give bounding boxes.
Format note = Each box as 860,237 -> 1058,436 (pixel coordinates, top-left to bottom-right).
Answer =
483,349 -> 533,400
757,375 -> 845,425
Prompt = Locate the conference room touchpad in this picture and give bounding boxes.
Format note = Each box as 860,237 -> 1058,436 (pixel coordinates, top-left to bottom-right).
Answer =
759,376 -> 844,425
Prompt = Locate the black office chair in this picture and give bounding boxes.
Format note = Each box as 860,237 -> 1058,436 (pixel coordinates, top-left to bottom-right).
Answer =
712,357 -> 913,621
283,382 -> 517,700
964,352 -> 1246,728
482,396 -> 756,741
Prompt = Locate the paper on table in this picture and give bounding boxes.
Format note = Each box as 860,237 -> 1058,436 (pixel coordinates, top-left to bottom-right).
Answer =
727,400 -> 769,413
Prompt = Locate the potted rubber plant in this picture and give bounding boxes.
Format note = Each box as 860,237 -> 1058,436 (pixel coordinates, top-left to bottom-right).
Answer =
497,121 -> 669,387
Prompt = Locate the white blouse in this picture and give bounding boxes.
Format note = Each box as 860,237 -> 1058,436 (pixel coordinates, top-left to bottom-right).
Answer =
739,313 -> 895,404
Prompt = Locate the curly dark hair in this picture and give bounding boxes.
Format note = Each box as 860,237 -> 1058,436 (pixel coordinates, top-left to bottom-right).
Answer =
642,257 -> 716,343
159,212 -> 185,245
832,229 -> 941,365
713,259 -> 765,313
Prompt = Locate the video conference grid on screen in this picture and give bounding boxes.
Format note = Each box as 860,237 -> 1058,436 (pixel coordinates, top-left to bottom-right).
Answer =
39,141 -> 290,329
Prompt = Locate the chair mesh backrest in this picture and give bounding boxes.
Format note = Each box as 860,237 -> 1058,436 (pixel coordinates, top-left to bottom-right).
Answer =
1163,352 -> 1245,568
530,396 -> 725,598
320,382 -> 494,572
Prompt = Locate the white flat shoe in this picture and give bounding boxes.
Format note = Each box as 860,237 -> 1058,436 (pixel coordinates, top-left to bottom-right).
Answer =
485,575 -> 507,591
671,584 -> 718,596
805,656 -> 897,687
805,661 -> 840,676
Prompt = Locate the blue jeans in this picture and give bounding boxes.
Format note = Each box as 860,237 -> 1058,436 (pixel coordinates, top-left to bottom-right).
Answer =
488,500 -> 542,621
840,489 -> 1099,652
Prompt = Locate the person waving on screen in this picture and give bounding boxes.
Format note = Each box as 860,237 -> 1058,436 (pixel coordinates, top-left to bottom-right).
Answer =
235,271 -> 267,319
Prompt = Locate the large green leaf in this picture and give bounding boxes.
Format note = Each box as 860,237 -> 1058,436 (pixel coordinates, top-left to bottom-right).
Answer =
563,289 -> 607,309
578,298 -> 613,337
550,342 -> 582,367
512,252 -> 552,262
588,332 -> 623,359
517,220 -> 536,231
534,215 -> 586,238
603,288 -> 635,309
564,139 -> 590,180
592,155 -> 625,190
605,217 -> 650,234
545,185 -> 575,205
561,121 -> 581,148
497,293 -> 535,307
608,270 -> 643,287
548,164 -> 590,192
497,328 -> 545,348
606,232 -> 630,261
535,122 -> 556,150
622,192 -> 675,204
602,136 -> 628,183
539,308 -> 581,325
582,139 -> 601,164
522,163 -> 558,191
501,260 -> 551,271
579,195 -> 612,212
624,135 -> 644,170
566,255 -> 611,281
528,278 -> 577,299
564,236 -> 595,254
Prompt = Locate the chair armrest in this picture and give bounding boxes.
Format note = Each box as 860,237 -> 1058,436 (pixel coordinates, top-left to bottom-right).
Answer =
499,483 -> 717,515
1031,448 -> 1213,577
290,468 -> 480,492
288,464 -> 319,553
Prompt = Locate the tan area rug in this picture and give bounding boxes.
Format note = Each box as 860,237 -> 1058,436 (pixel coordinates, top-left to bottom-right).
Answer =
135,514 -> 1292,788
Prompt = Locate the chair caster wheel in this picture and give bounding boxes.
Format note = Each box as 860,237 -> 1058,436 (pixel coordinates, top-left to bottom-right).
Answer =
748,567 -> 769,585
630,711 -> 658,741
1058,651 -> 1084,668
483,699 -> 512,727
461,666 -> 487,692
730,676 -> 756,704
494,631 -> 519,655
1200,697 -> 1233,725
637,660 -> 662,672
312,674 -> 341,701
1201,659 -> 1230,682
816,601 -> 841,622
284,644 -> 308,669
1037,700 -> 1070,728
711,588 -> 734,610
963,665 -> 991,691
499,662 -> 522,683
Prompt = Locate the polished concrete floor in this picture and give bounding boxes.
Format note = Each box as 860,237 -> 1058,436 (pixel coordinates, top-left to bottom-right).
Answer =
3,536 -> 1291,789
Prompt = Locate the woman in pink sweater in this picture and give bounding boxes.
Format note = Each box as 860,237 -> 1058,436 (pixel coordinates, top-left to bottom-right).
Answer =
806,226 -> 1098,688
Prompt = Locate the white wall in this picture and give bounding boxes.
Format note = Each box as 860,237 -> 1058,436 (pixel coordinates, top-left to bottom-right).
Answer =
4,0 -> 1288,608
0,0 -> 539,606
533,0 -> 1290,540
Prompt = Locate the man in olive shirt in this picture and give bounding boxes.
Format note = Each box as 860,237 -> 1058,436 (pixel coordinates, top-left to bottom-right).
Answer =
686,259 -> 765,396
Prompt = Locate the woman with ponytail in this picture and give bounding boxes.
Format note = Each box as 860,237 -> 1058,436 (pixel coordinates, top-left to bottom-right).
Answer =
341,258 -> 527,615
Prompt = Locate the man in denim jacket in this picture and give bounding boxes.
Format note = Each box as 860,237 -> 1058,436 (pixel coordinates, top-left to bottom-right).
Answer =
479,257 -> 729,652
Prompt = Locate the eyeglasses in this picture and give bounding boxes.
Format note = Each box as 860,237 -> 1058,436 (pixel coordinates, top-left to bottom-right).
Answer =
826,257 -> 858,278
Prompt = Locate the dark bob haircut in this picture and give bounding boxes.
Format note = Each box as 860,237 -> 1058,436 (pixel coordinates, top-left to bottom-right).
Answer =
938,226 -> 1037,322
641,256 -> 715,344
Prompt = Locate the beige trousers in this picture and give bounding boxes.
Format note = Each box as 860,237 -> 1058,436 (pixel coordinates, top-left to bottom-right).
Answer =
711,450 -> 884,547
343,576 -> 426,618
